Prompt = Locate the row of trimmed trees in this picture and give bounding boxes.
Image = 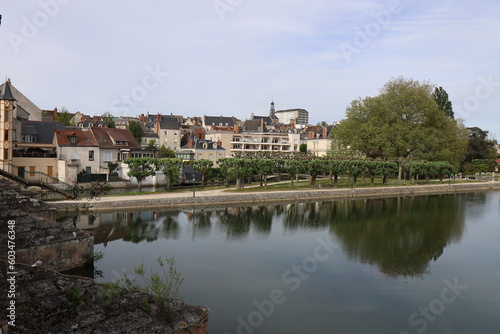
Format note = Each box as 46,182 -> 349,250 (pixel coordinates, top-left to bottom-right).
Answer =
123,157 -> 455,191
218,158 -> 455,189
123,158 -> 215,192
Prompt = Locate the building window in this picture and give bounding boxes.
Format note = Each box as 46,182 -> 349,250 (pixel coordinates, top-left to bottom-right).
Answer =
164,131 -> 167,135
70,135 -> 77,145
209,154 -> 213,160
104,151 -> 112,162
5,130 -> 9,141
89,150 -> 94,161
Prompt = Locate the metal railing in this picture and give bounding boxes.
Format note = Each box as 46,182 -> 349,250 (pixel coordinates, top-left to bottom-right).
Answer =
0,159 -> 74,198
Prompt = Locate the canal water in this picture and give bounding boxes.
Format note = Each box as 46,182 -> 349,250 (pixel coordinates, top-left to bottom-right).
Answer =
67,191 -> 500,334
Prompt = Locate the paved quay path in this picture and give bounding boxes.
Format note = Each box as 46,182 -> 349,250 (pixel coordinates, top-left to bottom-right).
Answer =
51,181 -> 500,212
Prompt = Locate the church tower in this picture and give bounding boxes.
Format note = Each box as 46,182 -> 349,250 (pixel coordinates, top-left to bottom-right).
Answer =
0,79 -> 16,161
270,100 -> 276,118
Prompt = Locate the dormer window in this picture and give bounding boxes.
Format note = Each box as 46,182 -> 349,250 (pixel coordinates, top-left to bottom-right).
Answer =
202,142 -> 208,149
70,135 -> 77,145
213,143 -> 217,149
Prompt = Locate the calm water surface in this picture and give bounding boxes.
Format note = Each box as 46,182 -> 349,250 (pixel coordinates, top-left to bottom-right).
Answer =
68,191 -> 500,334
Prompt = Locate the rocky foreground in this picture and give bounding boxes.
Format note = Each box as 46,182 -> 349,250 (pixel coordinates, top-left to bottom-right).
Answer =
0,180 -> 209,333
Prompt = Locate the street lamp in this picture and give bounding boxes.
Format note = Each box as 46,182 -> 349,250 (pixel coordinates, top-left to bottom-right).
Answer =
193,167 -> 196,198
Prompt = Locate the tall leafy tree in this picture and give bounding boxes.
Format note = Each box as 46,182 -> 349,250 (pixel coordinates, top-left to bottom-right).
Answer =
433,86 -> 454,118
464,127 -> 497,162
56,106 -> 73,126
102,112 -> 116,128
332,77 -> 467,177
124,157 -> 157,192
128,121 -> 143,143
157,145 -> 176,159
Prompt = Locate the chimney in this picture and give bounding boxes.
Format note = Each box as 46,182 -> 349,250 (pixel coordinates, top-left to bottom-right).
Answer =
260,118 -> 264,131
309,131 -> 314,139
188,135 -> 194,148
156,113 -> 161,133
234,123 -> 240,134
322,127 -> 328,138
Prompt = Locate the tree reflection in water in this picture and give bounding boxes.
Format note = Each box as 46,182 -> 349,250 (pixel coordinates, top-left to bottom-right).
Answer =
77,194 -> 467,278
327,195 -> 466,278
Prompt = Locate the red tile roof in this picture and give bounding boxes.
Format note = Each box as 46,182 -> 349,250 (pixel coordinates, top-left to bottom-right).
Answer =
90,127 -> 141,149
54,129 -> 98,146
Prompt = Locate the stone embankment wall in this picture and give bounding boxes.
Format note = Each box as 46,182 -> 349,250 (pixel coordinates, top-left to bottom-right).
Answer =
1,180 -> 93,271
53,182 -> 500,212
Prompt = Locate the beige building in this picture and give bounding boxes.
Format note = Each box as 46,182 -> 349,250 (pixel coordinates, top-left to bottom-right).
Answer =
302,126 -> 334,157
177,138 -> 225,164
206,129 -> 300,156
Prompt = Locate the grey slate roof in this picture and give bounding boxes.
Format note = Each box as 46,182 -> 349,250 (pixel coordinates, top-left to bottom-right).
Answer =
0,80 -> 16,100
21,121 -> 67,143
204,116 -> 239,127
159,116 -> 181,130
182,139 -> 225,150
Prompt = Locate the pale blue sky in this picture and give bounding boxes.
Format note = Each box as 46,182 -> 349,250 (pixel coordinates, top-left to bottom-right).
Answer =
1,0 -> 499,138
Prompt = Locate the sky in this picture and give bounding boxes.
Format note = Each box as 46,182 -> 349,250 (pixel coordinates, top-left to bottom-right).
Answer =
1,0 -> 499,139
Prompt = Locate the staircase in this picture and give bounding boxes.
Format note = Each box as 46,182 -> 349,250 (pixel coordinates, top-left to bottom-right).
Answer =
0,160 -> 74,199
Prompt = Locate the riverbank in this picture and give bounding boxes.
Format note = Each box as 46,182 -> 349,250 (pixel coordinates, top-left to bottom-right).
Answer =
51,181 -> 500,212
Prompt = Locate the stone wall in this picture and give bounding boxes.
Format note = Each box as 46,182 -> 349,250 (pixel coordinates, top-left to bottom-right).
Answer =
52,181 -> 500,212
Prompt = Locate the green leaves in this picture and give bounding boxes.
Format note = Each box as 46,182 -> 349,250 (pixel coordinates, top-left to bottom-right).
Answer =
331,77 -> 468,166
124,157 -> 158,191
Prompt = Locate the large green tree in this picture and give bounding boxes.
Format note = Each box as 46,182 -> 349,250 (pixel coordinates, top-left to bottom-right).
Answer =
102,112 -> 116,128
433,86 -> 454,118
128,121 -> 143,143
156,145 -> 176,159
464,127 -> 497,162
56,106 -> 73,126
332,77 -> 468,177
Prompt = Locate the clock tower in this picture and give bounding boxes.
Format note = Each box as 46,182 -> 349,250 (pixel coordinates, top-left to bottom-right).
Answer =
0,79 -> 16,162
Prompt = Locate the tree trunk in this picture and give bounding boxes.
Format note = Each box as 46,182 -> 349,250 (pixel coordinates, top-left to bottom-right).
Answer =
166,177 -> 171,191
310,175 -> 316,186
138,180 -> 142,192
382,175 -> 388,185
236,178 -> 241,190
291,176 -> 294,189
334,174 -> 338,187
